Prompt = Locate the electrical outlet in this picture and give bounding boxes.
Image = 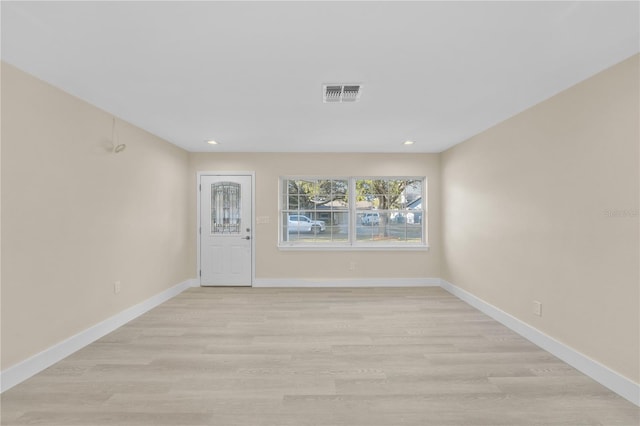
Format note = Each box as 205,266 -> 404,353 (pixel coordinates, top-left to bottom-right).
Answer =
114,281 -> 121,294
533,300 -> 542,316
349,261 -> 356,271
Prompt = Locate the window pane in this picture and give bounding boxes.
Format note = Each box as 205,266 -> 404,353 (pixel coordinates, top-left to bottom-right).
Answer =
313,179 -> 332,204
287,180 -> 298,194
405,181 -> 422,210
286,195 -> 296,210
297,179 -> 316,195
374,179 -> 390,194
282,213 -> 295,241
326,222 -> 349,242
331,179 -> 348,195
356,179 -> 376,197
297,195 -> 313,210
356,220 -> 378,241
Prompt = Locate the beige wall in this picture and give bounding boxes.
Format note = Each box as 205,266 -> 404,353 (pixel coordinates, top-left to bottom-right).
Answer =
441,55 -> 639,382
188,153 -> 441,280
1,63 -> 192,369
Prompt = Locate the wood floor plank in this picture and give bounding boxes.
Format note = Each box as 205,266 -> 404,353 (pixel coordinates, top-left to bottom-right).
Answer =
2,287 -> 638,425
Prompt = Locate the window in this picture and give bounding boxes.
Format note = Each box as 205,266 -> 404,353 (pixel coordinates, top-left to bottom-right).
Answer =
281,178 -> 349,244
279,177 -> 426,249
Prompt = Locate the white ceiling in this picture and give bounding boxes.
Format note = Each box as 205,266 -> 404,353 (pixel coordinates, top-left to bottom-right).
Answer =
2,1 -> 638,153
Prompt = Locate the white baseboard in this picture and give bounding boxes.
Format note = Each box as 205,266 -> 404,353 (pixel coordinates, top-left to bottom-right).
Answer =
253,277 -> 441,288
0,278 -> 198,393
440,279 -> 640,407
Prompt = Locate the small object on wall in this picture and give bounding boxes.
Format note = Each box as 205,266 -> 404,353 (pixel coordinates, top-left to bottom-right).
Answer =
533,300 -> 542,316
111,117 -> 127,154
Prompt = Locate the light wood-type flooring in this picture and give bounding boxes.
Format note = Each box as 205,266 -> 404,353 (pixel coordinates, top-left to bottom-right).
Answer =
2,287 -> 638,425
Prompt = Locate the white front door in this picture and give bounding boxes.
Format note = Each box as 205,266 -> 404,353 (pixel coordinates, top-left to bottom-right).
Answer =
200,175 -> 252,286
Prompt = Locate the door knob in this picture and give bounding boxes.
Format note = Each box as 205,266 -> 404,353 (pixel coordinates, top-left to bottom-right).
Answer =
242,236 -> 251,240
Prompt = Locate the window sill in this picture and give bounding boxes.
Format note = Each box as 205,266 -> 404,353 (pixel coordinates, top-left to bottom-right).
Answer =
277,244 -> 430,252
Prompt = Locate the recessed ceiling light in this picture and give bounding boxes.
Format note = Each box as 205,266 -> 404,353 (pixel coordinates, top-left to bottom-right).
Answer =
403,140 -> 415,145
207,140 -> 218,145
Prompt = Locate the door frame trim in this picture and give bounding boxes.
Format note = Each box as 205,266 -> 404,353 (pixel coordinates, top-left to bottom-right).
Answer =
197,171 -> 256,287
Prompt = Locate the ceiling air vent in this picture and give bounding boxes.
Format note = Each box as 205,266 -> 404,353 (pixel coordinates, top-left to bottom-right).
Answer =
323,83 -> 362,103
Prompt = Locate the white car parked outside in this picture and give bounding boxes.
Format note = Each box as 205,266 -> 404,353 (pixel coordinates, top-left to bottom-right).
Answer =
288,215 -> 326,233
360,212 -> 380,226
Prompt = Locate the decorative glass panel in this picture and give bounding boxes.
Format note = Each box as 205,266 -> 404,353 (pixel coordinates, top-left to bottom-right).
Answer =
211,182 -> 241,234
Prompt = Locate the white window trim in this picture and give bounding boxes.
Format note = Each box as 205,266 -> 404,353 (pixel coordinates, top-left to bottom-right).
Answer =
278,176 -> 428,250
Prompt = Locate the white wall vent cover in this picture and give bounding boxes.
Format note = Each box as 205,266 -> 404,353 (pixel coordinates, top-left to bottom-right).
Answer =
323,84 -> 362,103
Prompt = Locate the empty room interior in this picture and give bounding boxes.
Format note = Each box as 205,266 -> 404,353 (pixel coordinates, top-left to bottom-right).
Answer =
1,1 -> 639,425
